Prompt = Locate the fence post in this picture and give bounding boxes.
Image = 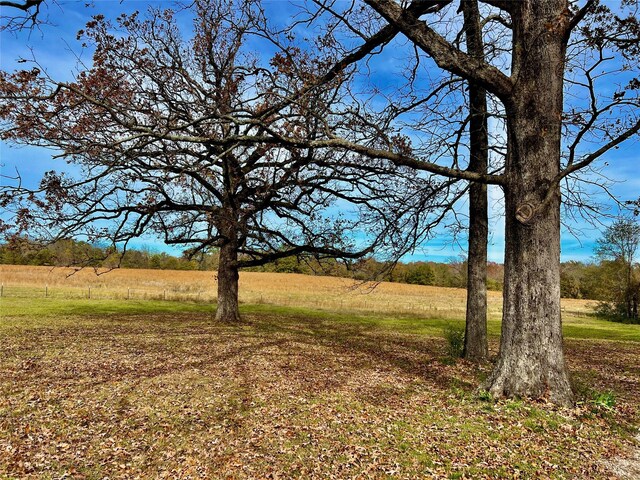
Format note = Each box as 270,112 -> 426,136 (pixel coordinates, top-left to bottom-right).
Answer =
1,283 -> 3,297
45,285 -> 48,298
127,288 -> 130,300
88,287 -> 91,299
164,289 -> 166,301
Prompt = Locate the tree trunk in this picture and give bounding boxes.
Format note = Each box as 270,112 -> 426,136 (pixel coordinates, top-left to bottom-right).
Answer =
485,0 -> 573,406
627,265 -> 633,319
215,239 -> 241,323
216,151 -> 242,323
464,166 -> 489,362
462,0 -> 489,363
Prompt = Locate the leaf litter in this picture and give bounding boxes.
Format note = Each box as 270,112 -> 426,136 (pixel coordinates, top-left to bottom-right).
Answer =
0,312 -> 638,478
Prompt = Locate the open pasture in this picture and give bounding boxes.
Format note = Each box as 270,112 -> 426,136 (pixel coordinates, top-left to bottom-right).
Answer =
1,266 -> 639,478
0,264 -> 594,321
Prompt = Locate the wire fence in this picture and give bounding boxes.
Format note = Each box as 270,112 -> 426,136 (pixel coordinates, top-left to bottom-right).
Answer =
0,282 -> 593,319
0,283 -> 212,303
0,282 -> 476,318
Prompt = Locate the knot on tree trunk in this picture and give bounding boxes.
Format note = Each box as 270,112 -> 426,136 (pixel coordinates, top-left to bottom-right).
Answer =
515,202 -> 535,224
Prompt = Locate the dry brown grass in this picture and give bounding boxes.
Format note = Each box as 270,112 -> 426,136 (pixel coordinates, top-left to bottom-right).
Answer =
1,264 -> 596,319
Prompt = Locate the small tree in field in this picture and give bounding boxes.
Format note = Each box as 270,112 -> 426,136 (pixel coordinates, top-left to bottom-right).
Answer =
595,217 -> 640,321
0,0 -> 438,322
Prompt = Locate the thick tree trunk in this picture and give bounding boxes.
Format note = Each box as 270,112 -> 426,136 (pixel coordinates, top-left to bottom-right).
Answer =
462,0 -> 489,363
215,240 -> 241,323
485,1 -> 573,406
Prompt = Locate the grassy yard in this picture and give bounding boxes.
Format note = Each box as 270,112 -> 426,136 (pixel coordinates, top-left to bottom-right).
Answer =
1,295 -> 639,479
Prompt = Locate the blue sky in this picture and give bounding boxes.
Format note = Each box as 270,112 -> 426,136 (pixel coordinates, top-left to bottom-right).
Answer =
0,0 -> 637,264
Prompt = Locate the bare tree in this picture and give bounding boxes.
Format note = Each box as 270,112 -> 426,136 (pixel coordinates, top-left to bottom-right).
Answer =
460,0 -> 489,363
298,0 -> 640,405
595,217 -> 640,320
0,0 -> 441,322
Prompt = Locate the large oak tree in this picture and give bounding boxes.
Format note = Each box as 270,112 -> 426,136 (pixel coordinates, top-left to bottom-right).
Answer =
0,0 -> 441,322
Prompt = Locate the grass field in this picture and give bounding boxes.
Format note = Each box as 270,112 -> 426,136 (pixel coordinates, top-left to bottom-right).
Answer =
0,264 -> 595,320
1,266 -> 639,478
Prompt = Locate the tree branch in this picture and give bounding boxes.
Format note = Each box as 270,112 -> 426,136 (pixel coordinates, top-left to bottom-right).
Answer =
0,0 -> 43,11
567,0 -> 597,35
364,0 -> 513,102
521,117 -> 640,225
478,0 -> 514,13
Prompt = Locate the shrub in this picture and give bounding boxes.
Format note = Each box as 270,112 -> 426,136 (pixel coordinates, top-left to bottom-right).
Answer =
405,263 -> 435,285
595,300 -> 640,324
592,390 -> 616,411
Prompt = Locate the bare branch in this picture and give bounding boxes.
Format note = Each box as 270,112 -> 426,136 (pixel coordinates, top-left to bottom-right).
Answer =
0,0 -> 46,31
364,0 -> 513,102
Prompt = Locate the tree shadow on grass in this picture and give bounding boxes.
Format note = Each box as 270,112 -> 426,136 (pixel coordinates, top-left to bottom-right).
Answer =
3,310 -> 480,406
248,313 -> 478,393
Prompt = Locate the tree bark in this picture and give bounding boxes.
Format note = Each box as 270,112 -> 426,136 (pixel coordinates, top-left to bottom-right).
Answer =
215,238 -> 241,323
485,0 -> 573,406
462,0 -> 489,363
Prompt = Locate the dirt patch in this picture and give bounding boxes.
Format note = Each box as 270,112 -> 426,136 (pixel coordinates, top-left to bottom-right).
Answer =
606,434 -> 640,480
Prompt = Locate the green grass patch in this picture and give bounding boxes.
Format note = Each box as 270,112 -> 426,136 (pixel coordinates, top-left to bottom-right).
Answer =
1,296 -> 214,316
3,296 -> 640,342
562,315 -> 640,341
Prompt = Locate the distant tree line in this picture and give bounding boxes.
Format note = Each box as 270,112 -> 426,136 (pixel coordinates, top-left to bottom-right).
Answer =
0,238 -> 208,271
0,236 -> 504,288
252,255 -> 505,292
3,235 -> 636,311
